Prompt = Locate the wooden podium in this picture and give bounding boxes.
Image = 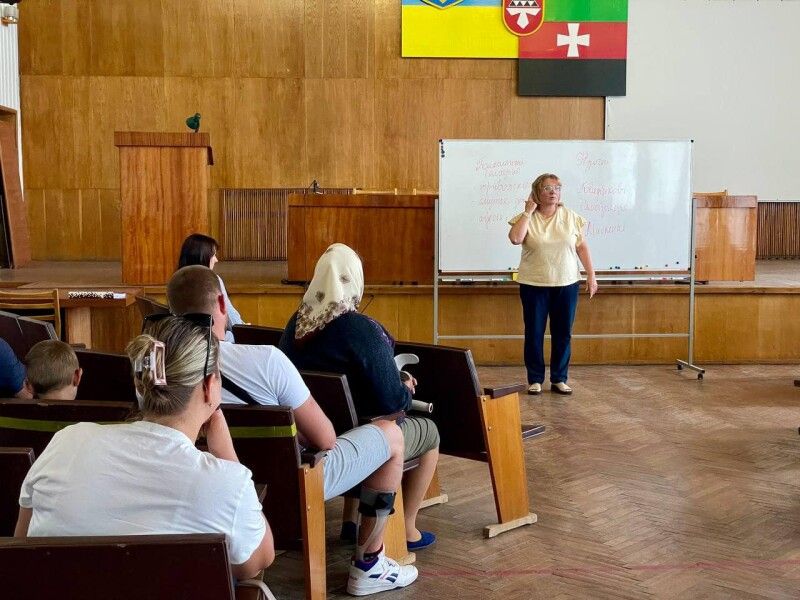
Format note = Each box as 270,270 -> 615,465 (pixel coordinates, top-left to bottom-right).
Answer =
115,132 -> 213,285
287,194 -> 436,284
694,195 -> 757,281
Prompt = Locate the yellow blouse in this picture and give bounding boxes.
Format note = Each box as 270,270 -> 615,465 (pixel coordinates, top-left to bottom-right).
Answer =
508,205 -> 586,287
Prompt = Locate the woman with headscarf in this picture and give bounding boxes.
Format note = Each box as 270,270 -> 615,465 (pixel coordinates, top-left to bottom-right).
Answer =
279,243 -> 439,551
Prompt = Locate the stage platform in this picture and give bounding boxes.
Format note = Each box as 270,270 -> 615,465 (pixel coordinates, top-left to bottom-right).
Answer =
2,260 -> 800,364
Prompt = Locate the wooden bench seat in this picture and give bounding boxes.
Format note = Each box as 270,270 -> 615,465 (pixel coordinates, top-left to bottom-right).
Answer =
0,533 -> 273,599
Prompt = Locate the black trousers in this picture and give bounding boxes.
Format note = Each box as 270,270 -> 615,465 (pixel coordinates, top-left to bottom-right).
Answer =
519,282 -> 579,384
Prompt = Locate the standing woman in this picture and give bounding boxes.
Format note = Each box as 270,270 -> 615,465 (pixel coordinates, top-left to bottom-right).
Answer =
178,233 -> 244,341
508,174 -> 598,395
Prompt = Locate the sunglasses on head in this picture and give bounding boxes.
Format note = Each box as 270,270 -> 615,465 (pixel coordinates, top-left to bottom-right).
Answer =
141,312 -> 214,379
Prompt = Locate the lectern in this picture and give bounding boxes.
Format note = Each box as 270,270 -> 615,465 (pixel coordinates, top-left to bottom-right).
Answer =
114,132 -> 213,285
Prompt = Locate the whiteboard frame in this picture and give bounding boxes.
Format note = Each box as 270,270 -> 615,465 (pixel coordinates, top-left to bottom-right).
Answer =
437,138 -> 694,274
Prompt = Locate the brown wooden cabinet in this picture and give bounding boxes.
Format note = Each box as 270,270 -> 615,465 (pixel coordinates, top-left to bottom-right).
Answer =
694,195 -> 757,281
287,193 -> 436,284
115,132 -> 213,285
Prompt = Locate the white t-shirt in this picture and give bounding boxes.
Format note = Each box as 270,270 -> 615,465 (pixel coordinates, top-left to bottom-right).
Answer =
19,421 -> 266,565
219,342 -> 309,408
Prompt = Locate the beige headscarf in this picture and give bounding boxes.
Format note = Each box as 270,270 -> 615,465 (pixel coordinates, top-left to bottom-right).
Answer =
295,243 -> 364,340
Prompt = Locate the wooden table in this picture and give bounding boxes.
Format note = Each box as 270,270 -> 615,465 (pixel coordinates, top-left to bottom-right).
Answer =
19,284 -> 143,352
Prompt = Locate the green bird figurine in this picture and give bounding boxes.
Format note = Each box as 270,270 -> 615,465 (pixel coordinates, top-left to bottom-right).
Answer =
185,113 -> 201,133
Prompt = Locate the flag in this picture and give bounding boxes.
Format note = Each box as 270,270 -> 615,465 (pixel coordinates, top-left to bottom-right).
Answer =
401,0 -> 517,58
400,0 -> 628,97
518,1 -> 628,96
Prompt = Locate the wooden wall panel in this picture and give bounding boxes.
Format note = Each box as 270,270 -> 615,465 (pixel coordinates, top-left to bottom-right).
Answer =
88,78 -> 169,189
17,0 -> 64,76
229,78 -> 306,187
232,0 -> 305,78
304,79 -> 375,186
162,0 -> 235,77
88,0 -> 165,76
19,0 -> 604,260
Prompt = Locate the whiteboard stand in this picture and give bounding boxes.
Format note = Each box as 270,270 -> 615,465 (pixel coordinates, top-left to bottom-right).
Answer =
433,199 -> 706,379
676,199 -> 705,379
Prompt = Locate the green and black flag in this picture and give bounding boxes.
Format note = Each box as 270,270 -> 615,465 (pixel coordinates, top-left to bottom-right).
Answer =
517,0 -> 628,96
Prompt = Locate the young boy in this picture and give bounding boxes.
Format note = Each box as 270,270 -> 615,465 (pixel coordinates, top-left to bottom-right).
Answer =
24,340 -> 82,401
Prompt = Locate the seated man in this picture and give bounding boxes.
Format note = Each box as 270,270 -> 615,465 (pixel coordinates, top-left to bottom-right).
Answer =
1,337 -> 30,399
24,340 -> 83,400
167,266 -> 417,596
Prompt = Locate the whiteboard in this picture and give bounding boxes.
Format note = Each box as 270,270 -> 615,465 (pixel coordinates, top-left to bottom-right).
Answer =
438,139 -> 692,273
606,0 -> 800,201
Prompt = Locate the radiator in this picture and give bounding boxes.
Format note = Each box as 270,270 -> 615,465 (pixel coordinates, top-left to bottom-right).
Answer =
220,188 -> 352,260
757,202 -> 800,259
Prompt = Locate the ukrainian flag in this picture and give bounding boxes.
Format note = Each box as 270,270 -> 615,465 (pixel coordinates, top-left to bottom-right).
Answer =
401,0 -> 518,58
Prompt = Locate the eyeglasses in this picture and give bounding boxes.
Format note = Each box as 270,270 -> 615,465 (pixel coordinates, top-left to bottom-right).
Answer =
542,185 -> 562,192
141,312 -> 214,379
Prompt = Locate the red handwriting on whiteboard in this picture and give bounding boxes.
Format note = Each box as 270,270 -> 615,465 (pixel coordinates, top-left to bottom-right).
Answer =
575,152 -> 609,170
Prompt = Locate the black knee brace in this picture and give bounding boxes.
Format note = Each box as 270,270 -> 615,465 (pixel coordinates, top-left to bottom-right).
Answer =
357,488 -> 396,517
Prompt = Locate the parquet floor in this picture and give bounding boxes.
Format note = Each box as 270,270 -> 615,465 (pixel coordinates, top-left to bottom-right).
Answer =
263,364 -> 800,599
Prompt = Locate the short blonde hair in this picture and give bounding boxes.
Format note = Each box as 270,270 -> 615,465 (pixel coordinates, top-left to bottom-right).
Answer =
127,316 -> 219,417
531,173 -> 561,204
25,340 -> 79,395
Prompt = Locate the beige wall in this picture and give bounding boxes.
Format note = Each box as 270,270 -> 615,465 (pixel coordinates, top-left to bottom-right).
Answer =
19,0 -> 604,260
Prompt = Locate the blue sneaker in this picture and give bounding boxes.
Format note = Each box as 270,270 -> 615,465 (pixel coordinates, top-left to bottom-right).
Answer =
406,531 -> 436,551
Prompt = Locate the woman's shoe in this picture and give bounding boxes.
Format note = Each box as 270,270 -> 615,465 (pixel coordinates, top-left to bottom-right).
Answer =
527,383 -> 542,395
407,531 -> 436,551
551,382 -> 573,395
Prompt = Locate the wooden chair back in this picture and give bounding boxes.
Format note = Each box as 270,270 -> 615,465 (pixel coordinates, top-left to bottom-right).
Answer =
135,295 -> 170,319
0,534 -> 236,600
0,289 -> 61,338
0,311 -> 57,358
74,349 -> 137,404
0,310 -> 25,357
222,404 -> 304,549
0,447 -> 34,536
395,340 -> 539,538
222,404 -> 327,600
0,399 -> 134,457
232,324 -> 284,346
301,371 -> 358,435
395,341 -> 486,460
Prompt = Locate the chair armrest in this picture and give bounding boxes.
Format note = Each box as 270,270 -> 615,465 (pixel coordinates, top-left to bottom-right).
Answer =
300,450 -> 327,468
255,484 -> 267,504
359,410 -> 407,424
483,383 -> 527,398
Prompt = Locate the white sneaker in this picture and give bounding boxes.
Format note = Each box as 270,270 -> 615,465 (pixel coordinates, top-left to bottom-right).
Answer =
347,551 -> 418,596
527,383 -> 542,395
551,382 -> 573,395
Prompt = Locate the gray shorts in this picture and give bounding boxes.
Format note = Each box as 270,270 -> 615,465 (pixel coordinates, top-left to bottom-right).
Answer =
322,423 -> 390,501
399,416 -> 440,461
